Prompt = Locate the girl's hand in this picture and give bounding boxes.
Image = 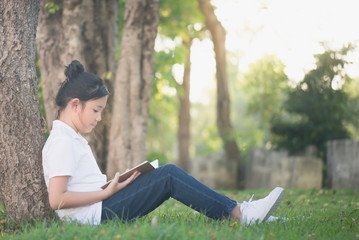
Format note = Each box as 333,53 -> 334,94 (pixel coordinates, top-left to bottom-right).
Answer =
105,171 -> 141,197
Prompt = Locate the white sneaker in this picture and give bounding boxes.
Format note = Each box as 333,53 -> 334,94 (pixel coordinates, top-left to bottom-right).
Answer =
240,187 -> 284,225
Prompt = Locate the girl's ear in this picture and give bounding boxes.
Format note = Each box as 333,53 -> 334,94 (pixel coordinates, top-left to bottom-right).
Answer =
69,98 -> 81,112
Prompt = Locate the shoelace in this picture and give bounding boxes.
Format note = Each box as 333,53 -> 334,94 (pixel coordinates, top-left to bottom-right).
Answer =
240,194 -> 254,210
240,194 -> 255,222
243,194 -> 254,204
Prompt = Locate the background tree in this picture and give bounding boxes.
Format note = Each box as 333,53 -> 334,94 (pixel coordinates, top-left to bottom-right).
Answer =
176,38 -> 192,171
242,55 -> 289,147
270,44 -> 355,160
154,0 -> 204,171
37,0 -> 118,172
146,49 -> 180,165
198,0 -> 244,187
341,76 -> 359,138
107,0 -> 160,177
0,0 -> 51,222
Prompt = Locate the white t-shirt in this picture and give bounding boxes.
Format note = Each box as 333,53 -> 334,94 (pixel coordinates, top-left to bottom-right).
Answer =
42,120 -> 107,225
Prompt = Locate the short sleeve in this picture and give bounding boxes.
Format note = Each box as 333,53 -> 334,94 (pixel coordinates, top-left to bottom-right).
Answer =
46,137 -> 77,178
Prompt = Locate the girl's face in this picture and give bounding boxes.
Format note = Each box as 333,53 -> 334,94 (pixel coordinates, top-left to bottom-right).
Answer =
75,96 -> 108,133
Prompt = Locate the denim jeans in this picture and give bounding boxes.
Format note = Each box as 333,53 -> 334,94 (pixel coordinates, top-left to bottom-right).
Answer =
101,164 -> 237,222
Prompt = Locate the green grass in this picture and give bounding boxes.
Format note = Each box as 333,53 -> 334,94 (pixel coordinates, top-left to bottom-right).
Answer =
1,189 -> 358,240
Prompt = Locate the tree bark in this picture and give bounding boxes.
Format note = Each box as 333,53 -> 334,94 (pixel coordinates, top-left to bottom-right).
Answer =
107,0 -> 160,177
36,0 -> 118,172
37,0 -> 84,127
177,39 -> 193,172
0,0 -> 52,222
198,0 -> 244,188
80,0 -> 118,172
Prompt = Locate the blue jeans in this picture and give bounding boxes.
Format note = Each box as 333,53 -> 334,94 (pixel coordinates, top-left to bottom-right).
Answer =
101,164 -> 237,222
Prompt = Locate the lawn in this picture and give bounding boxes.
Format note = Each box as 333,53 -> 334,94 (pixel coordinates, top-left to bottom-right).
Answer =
1,188 -> 358,240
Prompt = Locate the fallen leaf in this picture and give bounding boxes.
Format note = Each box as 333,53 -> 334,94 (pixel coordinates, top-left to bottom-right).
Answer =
229,221 -> 237,227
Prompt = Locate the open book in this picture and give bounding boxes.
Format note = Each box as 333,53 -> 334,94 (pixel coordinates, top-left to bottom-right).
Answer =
101,159 -> 159,189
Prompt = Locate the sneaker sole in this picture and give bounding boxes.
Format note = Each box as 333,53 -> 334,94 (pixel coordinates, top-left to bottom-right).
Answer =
261,187 -> 284,223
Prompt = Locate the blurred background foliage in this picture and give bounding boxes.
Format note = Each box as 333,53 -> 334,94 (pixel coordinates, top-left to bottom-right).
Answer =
270,44 -> 358,160
36,0 -> 359,166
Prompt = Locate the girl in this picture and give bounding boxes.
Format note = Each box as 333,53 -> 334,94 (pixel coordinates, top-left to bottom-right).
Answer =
42,60 -> 284,225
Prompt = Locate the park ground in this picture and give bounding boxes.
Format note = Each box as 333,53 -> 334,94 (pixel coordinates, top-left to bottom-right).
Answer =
1,188 -> 358,240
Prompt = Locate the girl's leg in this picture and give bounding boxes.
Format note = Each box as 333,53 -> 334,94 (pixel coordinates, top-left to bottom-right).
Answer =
101,164 -> 238,222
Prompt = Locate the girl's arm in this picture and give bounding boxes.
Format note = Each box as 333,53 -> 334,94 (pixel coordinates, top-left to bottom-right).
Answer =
48,171 -> 141,210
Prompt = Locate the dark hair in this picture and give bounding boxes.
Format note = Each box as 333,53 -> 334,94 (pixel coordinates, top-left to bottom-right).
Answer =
55,60 -> 109,118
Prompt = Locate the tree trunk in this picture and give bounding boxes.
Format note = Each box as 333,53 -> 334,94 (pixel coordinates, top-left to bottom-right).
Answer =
81,0 -> 118,172
198,0 -> 244,188
107,0 -> 160,177
37,0 -> 118,172
177,39 -> 193,172
37,0 -> 84,127
0,0 -> 52,222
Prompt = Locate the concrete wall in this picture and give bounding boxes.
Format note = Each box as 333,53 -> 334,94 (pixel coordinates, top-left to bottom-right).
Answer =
190,139 -> 359,190
189,151 -> 238,189
245,148 -> 323,189
327,140 -> 359,189
189,147 -> 323,189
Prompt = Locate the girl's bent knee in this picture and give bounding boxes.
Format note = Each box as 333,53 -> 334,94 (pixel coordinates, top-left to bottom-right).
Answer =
160,164 -> 181,175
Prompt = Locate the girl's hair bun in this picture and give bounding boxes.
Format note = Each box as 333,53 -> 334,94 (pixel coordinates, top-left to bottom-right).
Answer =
64,60 -> 85,79
55,60 -> 109,118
